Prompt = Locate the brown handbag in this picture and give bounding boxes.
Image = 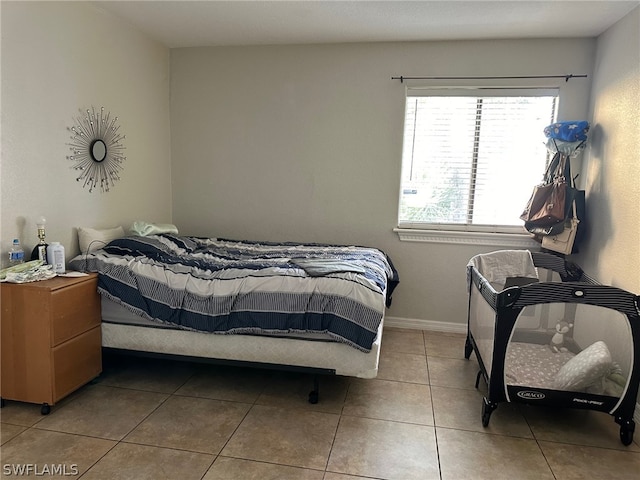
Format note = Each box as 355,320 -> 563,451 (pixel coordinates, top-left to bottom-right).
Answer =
520,154 -> 567,227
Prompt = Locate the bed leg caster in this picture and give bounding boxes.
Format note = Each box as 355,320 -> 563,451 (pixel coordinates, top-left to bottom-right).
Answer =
481,397 -> 497,427
616,417 -> 635,446
308,376 -> 320,404
41,403 -> 51,415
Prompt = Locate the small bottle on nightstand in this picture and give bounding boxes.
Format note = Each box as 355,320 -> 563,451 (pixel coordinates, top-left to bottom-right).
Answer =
8,239 -> 24,266
47,242 -> 65,274
30,216 -> 48,263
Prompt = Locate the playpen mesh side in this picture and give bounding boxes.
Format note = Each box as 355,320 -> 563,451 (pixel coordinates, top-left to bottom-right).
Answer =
506,302 -> 633,397
469,284 -> 497,375
510,281 -> 637,400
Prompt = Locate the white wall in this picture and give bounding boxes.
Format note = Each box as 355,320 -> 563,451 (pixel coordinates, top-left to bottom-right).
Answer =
5,2 -> 634,330
0,2 -> 171,263
170,39 -> 595,326
579,7 -> 640,294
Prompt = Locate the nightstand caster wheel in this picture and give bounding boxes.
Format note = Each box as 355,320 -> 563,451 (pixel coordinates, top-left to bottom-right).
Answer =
41,403 -> 51,415
0,397 -> 5,408
308,390 -> 319,404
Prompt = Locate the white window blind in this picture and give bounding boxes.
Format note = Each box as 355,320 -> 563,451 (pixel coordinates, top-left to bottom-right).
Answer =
398,88 -> 558,233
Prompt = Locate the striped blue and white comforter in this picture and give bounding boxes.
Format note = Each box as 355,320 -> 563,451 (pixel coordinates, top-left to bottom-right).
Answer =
69,234 -> 398,352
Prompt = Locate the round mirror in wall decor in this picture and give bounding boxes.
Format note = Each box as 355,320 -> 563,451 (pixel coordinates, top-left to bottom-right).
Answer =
90,139 -> 107,162
66,106 -> 126,193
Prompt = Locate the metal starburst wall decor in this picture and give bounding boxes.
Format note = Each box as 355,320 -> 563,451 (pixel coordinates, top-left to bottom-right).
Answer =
66,106 -> 126,192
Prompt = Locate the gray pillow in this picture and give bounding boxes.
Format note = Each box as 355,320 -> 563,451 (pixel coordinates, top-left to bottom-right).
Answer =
552,341 -> 612,391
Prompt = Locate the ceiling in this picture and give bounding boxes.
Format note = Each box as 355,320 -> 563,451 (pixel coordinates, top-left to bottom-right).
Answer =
92,0 -> 639,49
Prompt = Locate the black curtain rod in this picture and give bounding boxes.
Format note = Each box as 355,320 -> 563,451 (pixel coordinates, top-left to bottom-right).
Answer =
392,74 -> 588,83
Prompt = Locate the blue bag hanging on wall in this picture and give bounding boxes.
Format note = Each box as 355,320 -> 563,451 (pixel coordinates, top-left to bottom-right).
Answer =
544,121 -> 590,142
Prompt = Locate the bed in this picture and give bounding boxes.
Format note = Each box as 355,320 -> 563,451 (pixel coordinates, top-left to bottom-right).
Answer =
465,250 -> 640,445
69,233 -> 399,402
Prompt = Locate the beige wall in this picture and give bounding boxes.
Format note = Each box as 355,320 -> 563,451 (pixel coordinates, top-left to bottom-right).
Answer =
170,39 -> 595,326
579,7 -> 640,294
585,4 -> 640,423
0,2 -> 172,262
3,1 -> 636,329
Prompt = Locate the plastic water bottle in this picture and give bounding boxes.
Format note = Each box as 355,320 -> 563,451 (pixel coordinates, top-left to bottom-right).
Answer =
8,238 -> 25,266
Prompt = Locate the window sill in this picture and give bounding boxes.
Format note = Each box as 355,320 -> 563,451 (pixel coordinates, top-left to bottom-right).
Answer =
393,228 -> 540,248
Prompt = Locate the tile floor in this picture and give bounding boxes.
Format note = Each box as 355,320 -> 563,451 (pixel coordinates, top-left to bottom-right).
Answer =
1,328 -> 639,479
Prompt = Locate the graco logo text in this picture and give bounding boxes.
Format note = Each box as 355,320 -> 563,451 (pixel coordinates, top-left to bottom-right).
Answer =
517,390 -> 545,400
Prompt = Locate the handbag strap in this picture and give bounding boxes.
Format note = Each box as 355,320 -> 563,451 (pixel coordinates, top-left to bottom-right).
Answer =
554,155 -> 568,185
560,153 -> 580,189
570,195 -> 578,220
544,152 -> 570,184
545,149 -> 581,189
543,152 -> 561,183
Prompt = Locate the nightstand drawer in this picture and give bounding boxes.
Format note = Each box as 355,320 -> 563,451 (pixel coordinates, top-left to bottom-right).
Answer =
1,273 -> 102,411
52,325 -> 102,400
51,278 -> 101,346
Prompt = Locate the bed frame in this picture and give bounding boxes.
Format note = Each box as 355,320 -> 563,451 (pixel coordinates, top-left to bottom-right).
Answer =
465,251 -> 640,445
100,298 -> 384,403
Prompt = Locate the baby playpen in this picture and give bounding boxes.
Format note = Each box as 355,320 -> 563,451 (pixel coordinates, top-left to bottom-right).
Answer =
465,250 -> 640,445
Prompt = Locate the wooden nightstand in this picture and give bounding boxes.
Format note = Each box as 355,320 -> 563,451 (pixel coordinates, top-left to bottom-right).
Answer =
1,273 -> 102,414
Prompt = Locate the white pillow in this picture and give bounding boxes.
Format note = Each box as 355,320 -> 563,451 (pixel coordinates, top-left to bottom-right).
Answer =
552,341 -> 613,391
78,226 -> 125,254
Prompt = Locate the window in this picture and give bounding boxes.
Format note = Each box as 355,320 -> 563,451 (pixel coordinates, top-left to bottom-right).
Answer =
398,88 -> 558,234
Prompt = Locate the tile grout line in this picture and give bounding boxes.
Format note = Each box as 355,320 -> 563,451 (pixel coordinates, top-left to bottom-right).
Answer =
524,411 -> 558,480
323,411 -> 345,476
202,375 -> 268,470
64,364 -> 199,476
77,382 -> 176,478
424,330 -> 444,480
321,375 -> 360,476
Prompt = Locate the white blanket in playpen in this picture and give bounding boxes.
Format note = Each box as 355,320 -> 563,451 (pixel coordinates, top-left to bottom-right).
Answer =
505,341 -> 625,396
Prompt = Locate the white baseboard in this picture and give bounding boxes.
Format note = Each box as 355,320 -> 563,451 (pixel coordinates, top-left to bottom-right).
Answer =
384,316 -> 467,334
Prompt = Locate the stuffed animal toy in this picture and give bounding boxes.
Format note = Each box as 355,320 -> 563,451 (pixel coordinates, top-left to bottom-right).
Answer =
550,321 -> 574,353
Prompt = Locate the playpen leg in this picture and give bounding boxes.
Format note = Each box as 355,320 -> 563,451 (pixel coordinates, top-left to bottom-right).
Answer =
615,416 -> 635,446
464,336 -> 473,359
475,370 -> 483,389
481,397 -> 497,427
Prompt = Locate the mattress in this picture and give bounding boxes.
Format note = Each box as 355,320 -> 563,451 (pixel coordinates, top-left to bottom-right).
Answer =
69,234 -> 398,353
101,297 -> 383,378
